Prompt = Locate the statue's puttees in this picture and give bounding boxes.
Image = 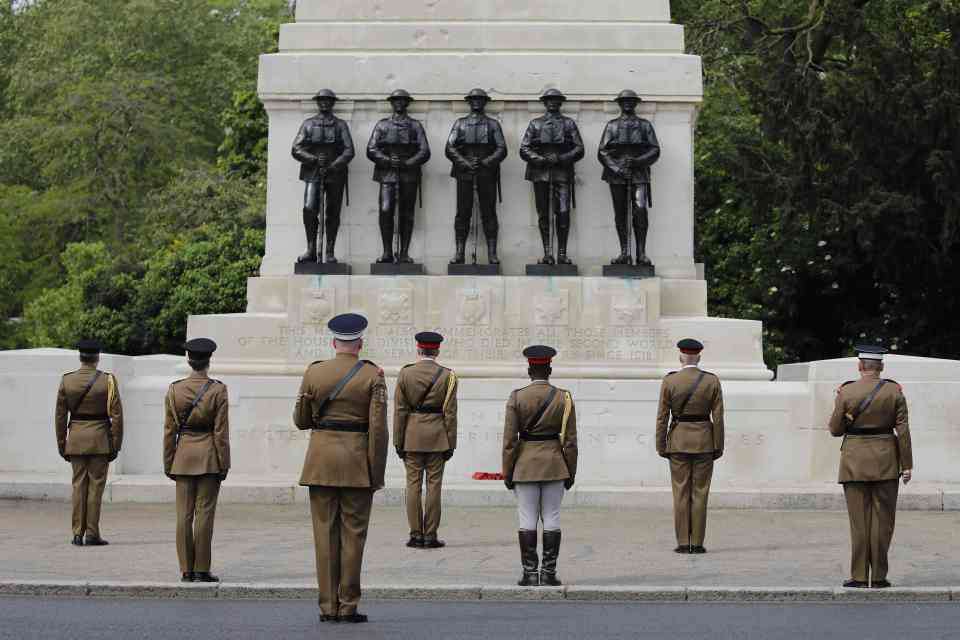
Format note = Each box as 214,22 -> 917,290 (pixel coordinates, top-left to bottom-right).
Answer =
366,90 -> 431,264
519,89 -> 585,265
598,90 -> 661,266
445,88 -> 507,265
291,89 -> 355,264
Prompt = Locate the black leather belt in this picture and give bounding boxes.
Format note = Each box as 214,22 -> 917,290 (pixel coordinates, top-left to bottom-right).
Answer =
520,433 -> 560,442
181,425 -> 213,433
846,426 -> 894,436
411,407 -> 443,415
70,414 -> 109,421
313,421 -> 369,433
676,415 -> 711,422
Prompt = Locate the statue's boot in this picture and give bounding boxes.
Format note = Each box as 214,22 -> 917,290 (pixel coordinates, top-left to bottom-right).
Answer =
450,239 -> 466,265
611,240 -> 632,265
377,223 -> 394,263
556,227 -> 572,265
486,238 -> 500,265
634,215 -> 652,266
324,238 -> 338,264
297,208 -> 318,263
537,225 -> 555,265
397,221 -> 414,263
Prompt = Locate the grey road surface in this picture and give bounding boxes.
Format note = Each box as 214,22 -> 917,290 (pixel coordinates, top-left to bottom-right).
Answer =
0,598 -> 956,640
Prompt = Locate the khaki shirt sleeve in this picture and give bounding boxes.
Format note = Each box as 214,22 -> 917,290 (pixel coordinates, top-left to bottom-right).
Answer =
162,386 -> 177,474
895,391 -> 912,471
655,378 -> 671,454
443,372 -> 458,451
393,375 -> 410,452
293,368 -> 314,430
502,391 -> 520,481
55,378 -> 68,456
368,372 -> 389,490
108,374 -> 124,453
562,393 -> 578,480
213,385 -> 230,472
711,379 -> 725,452
828,389 -> 847,436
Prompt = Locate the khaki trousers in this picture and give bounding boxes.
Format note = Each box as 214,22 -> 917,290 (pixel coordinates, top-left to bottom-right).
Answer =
843,479 -> 899,583
175,475 -> 221,573
404,452 -> 446,537
309,486 -> 374,617
70,455 -> 109,537
669,453 -> 714,546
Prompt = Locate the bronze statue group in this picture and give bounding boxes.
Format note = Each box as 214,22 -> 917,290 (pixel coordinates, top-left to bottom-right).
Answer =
56,323 -> 912,624
292,87 -> 660,271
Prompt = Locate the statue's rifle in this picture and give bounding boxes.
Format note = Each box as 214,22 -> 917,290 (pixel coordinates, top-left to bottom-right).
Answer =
471,170 -> 479,265
316,167 -> 326,264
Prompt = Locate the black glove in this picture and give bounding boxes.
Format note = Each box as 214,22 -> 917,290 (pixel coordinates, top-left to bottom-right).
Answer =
218,471 -> 229,482
712,450 -> 723,461
442,450 -> 454,461
658,451 -> 671,459
504,479 -> 515,491
165,472 -> 176,481
59,449 -> 69,462
107,452 -> 118,463
564,478 -> 575,490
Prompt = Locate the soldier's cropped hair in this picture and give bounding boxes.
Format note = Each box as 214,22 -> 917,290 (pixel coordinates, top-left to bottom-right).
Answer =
79,353 -> 99,365
418,347 -> 439,358
528,363 -> 552,380
188,358 -> 210,372
861,359 -> 883,372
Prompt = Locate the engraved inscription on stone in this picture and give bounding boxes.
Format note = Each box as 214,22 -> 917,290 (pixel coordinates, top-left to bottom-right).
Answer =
301,288 -> 335,325
534,291 -> 569,326
378,289 -> 414,325
610,293 -> 647,326
457,289 -> 490,326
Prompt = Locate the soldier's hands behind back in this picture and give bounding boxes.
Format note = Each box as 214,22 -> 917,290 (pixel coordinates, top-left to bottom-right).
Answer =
504,479 -> 515,490
564,478 -> 574,490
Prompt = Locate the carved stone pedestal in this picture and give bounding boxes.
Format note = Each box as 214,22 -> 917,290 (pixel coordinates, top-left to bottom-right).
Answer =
603,264 -> 655,279
370,263 -> 425,276
293,262 -> 352,275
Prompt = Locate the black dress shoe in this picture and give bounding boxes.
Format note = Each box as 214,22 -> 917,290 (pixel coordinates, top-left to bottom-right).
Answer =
71,535 -> 84,547
319,614 -> 339,623
339,613 -> 368,624
674,545 -> 690,554
406,535 -> 424,548
193,572 -> 220,583
181,572 -> 195,583
84,535 -> 109,546
540,572 -> 562,587
422,537 -> 446,549
842,579 -> 869,588
517,572 -> 540,587
691,546 -> 707,554
872,580 -> 892,589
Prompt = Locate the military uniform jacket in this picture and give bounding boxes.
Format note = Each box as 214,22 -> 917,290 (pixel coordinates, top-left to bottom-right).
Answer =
163,372 -> 230,476
502,381 -> 578,483
393,359 -> 458,453
445,114 -> 507,179
291,115 -> 355,183
597,115 -> 661,185
366,114 -> 431,184
655,367 -> 725,455
55,365 -> 123,456
293,353 -> 389,489
828,378 -> 913,483
519,114 -> 585,183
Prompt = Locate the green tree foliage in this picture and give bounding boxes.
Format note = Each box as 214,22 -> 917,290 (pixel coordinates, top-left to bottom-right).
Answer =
676,0 -> 960,365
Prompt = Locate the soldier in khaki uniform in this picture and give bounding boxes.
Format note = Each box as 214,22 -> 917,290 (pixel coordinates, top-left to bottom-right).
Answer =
163,338 -> 230,583
293,313 -> 388,624
394,331 -> 458,549
502,346 -> 578,587
829,344 -> 913,589
55,339 -> 123,546
655,338 -> 724,554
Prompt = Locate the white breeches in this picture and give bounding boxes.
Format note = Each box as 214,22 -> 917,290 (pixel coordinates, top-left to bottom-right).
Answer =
515,480 -> 565,531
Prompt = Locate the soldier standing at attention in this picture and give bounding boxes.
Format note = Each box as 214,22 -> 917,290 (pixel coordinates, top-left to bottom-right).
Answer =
829,345 -> 913,589
55,339 -> 123,547
163,338 -> 230,583
293,313 -> 388,624
502,346 -> 578,587
655,339 -> 724,554
394,331 -> 459,549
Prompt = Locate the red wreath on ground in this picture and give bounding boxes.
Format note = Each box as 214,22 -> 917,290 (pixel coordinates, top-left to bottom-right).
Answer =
471,472 -> 504,480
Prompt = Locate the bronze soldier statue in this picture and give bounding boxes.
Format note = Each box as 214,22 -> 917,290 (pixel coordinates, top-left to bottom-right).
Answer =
598,90 -> 661,266
55,340 -> 123,547
291,89 -> 356,264
829,344 -> 913,589
445,88 -> 507,265
367,90 -> 431,264
519,89 -> 584,265
163,338 -> 230,583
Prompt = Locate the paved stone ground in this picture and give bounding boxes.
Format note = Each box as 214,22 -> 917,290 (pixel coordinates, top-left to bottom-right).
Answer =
3,500 -> 959,588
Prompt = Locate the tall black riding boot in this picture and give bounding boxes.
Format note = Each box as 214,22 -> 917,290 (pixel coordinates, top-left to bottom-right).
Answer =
297,208 -> 318,263
486,237 -> 500,265
556,227 -> 572,265
537,224 -> 554,265
541,530 -> 562,586
517,530 -> 540,586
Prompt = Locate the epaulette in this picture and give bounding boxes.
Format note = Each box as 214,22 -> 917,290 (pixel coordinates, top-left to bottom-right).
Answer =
308,360 -> 324,366
362,359 -> 385,376
401,363 -> 416,369
170,377 -> 189,386
841,380 -> 855,387
665,371 -> 677,377
701,370 -> 718,378
883,378 -> 903,391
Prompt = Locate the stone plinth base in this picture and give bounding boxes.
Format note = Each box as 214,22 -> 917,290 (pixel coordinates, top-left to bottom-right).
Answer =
526,264 -> 579,277
293,262 -> 352,275
603,264 -> 655,279
370,263 -> 425,276
448,264 -> 500,276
